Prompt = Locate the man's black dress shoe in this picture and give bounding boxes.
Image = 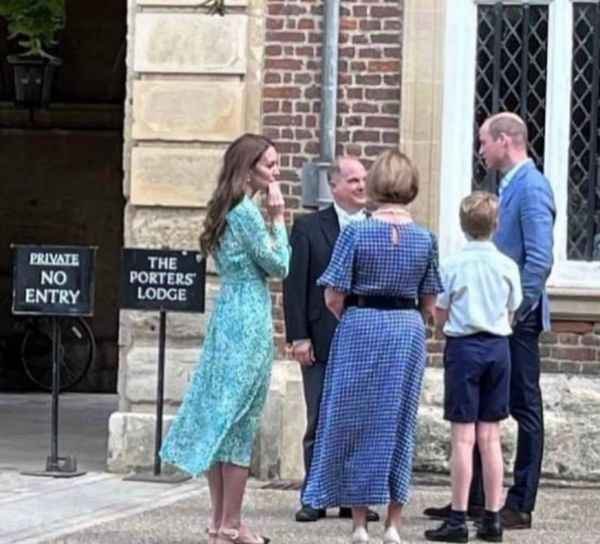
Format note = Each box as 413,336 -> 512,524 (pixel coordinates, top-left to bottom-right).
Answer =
476,520 -> 503,542
423,503 -> 484,520
424,520 -> 468,543
500,507 -> 531,529
338,507 -> 380,522
295,505 -> 326,522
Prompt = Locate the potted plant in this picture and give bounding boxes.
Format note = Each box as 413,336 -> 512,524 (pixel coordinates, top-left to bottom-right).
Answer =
0,0 -> 65,105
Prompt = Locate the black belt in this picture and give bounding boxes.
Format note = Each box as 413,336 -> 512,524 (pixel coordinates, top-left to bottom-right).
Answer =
346,294 -> 417,310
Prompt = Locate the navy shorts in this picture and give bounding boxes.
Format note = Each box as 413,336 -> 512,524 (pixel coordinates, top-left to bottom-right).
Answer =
443,333 -> 510,423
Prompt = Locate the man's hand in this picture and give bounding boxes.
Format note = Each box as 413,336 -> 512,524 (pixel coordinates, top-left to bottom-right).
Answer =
292,340 -> 316,366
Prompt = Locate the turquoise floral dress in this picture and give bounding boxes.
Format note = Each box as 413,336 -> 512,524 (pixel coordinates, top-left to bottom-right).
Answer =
160,195 -> 290,475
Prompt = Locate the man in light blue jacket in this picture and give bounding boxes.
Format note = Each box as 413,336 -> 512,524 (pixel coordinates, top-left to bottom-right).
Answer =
424,112 -> 556,531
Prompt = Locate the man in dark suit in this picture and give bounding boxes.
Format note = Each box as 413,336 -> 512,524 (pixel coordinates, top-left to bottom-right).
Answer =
424,112 -> 555,532
283,156 -> 379,523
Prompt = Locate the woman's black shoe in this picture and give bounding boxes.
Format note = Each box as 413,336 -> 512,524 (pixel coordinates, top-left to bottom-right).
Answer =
424,520 -> 469,543
476,520 -> 503,542
295,505 -> 326,522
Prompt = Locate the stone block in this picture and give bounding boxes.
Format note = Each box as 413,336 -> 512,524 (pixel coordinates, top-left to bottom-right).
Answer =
130,146 -> 224,207
252,366 -> 284,480
562,375 -> 600,414
252,360 -> 304,480
132,80 -> 245,141
420,367 -> 444,407
107,411 -> 176,472
123,346 -> 197,405
280,372 -> 306,480
134,13 -> 247,74
125,205 -> 219,277
414,371 -> 600,480
108,364 -> 600,481
127,206 -> 204,250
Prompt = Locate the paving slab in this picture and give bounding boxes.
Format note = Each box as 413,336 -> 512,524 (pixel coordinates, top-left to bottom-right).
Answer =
0,393 -> 117,473
0,471 -> 204,544
25,478 -> 600,544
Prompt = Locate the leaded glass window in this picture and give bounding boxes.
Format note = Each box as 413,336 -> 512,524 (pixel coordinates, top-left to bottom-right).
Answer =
472,3 -> 549,193
567,3 -> 600,261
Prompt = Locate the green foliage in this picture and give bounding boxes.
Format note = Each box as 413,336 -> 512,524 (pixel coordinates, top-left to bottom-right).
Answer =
202,0 -> 226,16
0,0 -> 65,58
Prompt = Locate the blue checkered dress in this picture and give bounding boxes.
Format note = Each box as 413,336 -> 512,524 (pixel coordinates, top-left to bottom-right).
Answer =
302,219 -> 443,508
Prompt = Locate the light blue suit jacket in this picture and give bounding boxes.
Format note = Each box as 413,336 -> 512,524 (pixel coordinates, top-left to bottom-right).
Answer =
493,161 -> 556,331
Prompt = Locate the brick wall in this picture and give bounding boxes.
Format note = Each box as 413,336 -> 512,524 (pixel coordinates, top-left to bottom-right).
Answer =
427,321 -> 600,375
261,1 -> 600,375
262,0 -> 404,354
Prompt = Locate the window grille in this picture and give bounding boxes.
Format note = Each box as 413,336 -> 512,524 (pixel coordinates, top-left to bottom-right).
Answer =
567,3 -> 600,261
472,2 -> 549,193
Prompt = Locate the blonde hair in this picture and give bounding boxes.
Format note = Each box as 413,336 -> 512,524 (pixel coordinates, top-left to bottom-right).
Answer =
460,191 -> 498,240
366,150 -> 419,205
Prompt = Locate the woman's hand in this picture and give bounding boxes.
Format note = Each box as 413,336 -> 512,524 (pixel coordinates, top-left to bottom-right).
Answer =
266,182 -> 285,223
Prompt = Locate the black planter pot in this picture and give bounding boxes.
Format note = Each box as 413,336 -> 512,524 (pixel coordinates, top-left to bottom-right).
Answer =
7,55 -> 62,106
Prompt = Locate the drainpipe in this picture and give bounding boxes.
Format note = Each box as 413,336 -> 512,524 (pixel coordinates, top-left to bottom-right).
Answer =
316,0 -> 340,208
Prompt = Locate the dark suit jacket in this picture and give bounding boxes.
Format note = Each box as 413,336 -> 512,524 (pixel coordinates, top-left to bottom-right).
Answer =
283,206 -> 340,363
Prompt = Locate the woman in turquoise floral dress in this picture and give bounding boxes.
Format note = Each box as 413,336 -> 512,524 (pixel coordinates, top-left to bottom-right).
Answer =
160,134 -> 289,544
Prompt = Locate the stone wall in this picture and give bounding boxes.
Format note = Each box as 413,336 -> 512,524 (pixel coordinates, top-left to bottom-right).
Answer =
419,321 -> 600,481
108,0 -> 267,470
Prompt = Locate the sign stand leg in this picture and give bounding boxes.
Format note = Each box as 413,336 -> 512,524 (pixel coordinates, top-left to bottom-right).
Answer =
124,310 -> 189,483
22,317 -> 86,478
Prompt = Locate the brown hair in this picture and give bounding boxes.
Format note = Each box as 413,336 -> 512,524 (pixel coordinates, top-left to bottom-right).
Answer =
366,149 -> 419,205
460,191 -> 499,240
199,133 -> 274,257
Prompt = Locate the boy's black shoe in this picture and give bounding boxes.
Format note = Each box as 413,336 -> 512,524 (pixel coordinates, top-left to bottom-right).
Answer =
476,520 -> 503,542
424,520 -> 469,543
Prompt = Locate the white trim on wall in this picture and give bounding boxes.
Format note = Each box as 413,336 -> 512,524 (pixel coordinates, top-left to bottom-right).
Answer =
438,0 -> 477,256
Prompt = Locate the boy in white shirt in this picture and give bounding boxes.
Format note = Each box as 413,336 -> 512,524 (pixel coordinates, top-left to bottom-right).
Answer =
425,192 -> 522,543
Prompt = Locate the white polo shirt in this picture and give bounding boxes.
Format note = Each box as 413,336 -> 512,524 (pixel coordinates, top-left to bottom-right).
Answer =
437,241 -> 522,337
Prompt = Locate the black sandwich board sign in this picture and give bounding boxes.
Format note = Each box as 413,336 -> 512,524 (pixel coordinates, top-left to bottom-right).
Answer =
120,248 -> 206,483
120,248 -> 206,312
12,245 -> 96,316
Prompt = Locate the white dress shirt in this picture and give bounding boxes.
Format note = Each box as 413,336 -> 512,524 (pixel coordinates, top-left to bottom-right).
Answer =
333,203 -> 366,230
437,241 -> 522,337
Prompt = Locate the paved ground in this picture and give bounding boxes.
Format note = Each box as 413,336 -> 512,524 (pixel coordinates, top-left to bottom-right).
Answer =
1,394 -> 599,544
0,472 -> 597,544
0,393 -> 117,472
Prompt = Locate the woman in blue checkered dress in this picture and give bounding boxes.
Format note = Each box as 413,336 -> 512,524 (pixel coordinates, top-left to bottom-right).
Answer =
302,151 -> 443,544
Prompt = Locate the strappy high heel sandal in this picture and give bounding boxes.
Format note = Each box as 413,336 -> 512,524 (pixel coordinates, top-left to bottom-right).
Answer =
217,527 -> 270,544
